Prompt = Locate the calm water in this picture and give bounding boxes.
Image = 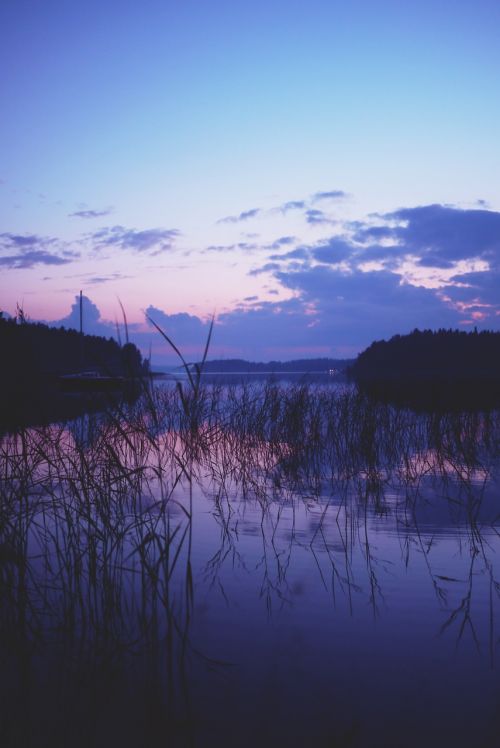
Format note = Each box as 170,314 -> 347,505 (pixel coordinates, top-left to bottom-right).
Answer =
0,384 -> 499,747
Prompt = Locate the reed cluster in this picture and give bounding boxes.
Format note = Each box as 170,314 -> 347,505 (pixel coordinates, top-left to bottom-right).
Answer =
1,379 -> 499,745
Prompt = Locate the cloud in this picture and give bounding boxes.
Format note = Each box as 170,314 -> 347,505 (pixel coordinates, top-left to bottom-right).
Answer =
89,225 -> 180,253
351,224 -> 395,243
0,251 -> 72,269
69,208 -> 113,219
277,193 -> 347,213
275,265 -> 460,340
274,235 -> 295,245
87,273 -> 131,285
219,191 -> 348,226
20,199 -> 500,364
361,204 -> 500,267
269,247 -> 309,261
217,208 -> 262,224
278,200 -> 306,213
218,191 -> 348,225
0,232 -> 77,268
145,306 -> 209,347
233,202 -> 500,353
0,232 -> 54,250
248,262 -> 282,276
53,294 -> 115,337
304,209 -> 335,226
311,238 -> 354,264
205,241 -> 258,253
312,190 -> 347,202
268,235 -> 296,249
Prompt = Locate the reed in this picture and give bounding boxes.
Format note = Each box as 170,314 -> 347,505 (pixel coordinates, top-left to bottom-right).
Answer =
1,363 -> 499,745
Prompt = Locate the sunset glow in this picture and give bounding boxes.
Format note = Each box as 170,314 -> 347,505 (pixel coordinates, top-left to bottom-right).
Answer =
2,0 -> 500,363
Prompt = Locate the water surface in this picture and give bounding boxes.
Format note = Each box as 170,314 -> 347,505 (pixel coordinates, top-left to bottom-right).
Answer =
1,384 -> 499,746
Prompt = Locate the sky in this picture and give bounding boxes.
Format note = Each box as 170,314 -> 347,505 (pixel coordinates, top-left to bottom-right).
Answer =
1,0 -> 500,363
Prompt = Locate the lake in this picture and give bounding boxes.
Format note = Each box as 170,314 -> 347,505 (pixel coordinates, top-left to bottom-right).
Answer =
0,381 -> 499,746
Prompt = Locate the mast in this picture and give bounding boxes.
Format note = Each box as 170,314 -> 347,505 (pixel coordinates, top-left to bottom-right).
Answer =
79,290 -> 84,370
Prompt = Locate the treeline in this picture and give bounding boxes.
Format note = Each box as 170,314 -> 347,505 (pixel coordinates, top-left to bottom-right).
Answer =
349,328 -> 500,409
0,315 -> 146,381
198,358 -> 352,373
0,316 -> 146,427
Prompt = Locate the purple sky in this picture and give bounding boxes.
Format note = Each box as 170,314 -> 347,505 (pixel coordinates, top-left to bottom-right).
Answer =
1,1 -> 500,363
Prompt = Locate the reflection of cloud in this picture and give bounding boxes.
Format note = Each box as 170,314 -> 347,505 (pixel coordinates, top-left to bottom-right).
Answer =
89,225 -> 180,253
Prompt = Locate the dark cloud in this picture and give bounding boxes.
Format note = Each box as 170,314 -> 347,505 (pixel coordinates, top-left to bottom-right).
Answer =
217,208 -> 262,224
69,208 -> 113,219
145,306 -> 209,347
90,225 -> 180,253
352,224 -> 395,243
0,232 -> 76,268
275,265 -> 460,340
0,232 -> 55,249
231,203 -> 500,354
0,251 -> 72,269
446,268 -> 500,311
311,238 -> 354,264
350,205 -> 500,275
381,204 -> 500,266
351,243 -> 401,268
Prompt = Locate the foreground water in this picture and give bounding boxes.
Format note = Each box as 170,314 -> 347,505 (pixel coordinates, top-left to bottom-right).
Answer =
1,383 -> 499,746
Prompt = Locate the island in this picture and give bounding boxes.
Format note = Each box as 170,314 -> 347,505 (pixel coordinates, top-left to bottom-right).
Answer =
349,328 -> 500,410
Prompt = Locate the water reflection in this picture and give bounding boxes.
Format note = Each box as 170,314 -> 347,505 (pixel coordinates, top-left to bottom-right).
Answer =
0,385 -> 499,746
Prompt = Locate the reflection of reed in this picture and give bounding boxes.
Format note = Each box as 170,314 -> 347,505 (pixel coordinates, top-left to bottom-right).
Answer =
0,383 -> 500,743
